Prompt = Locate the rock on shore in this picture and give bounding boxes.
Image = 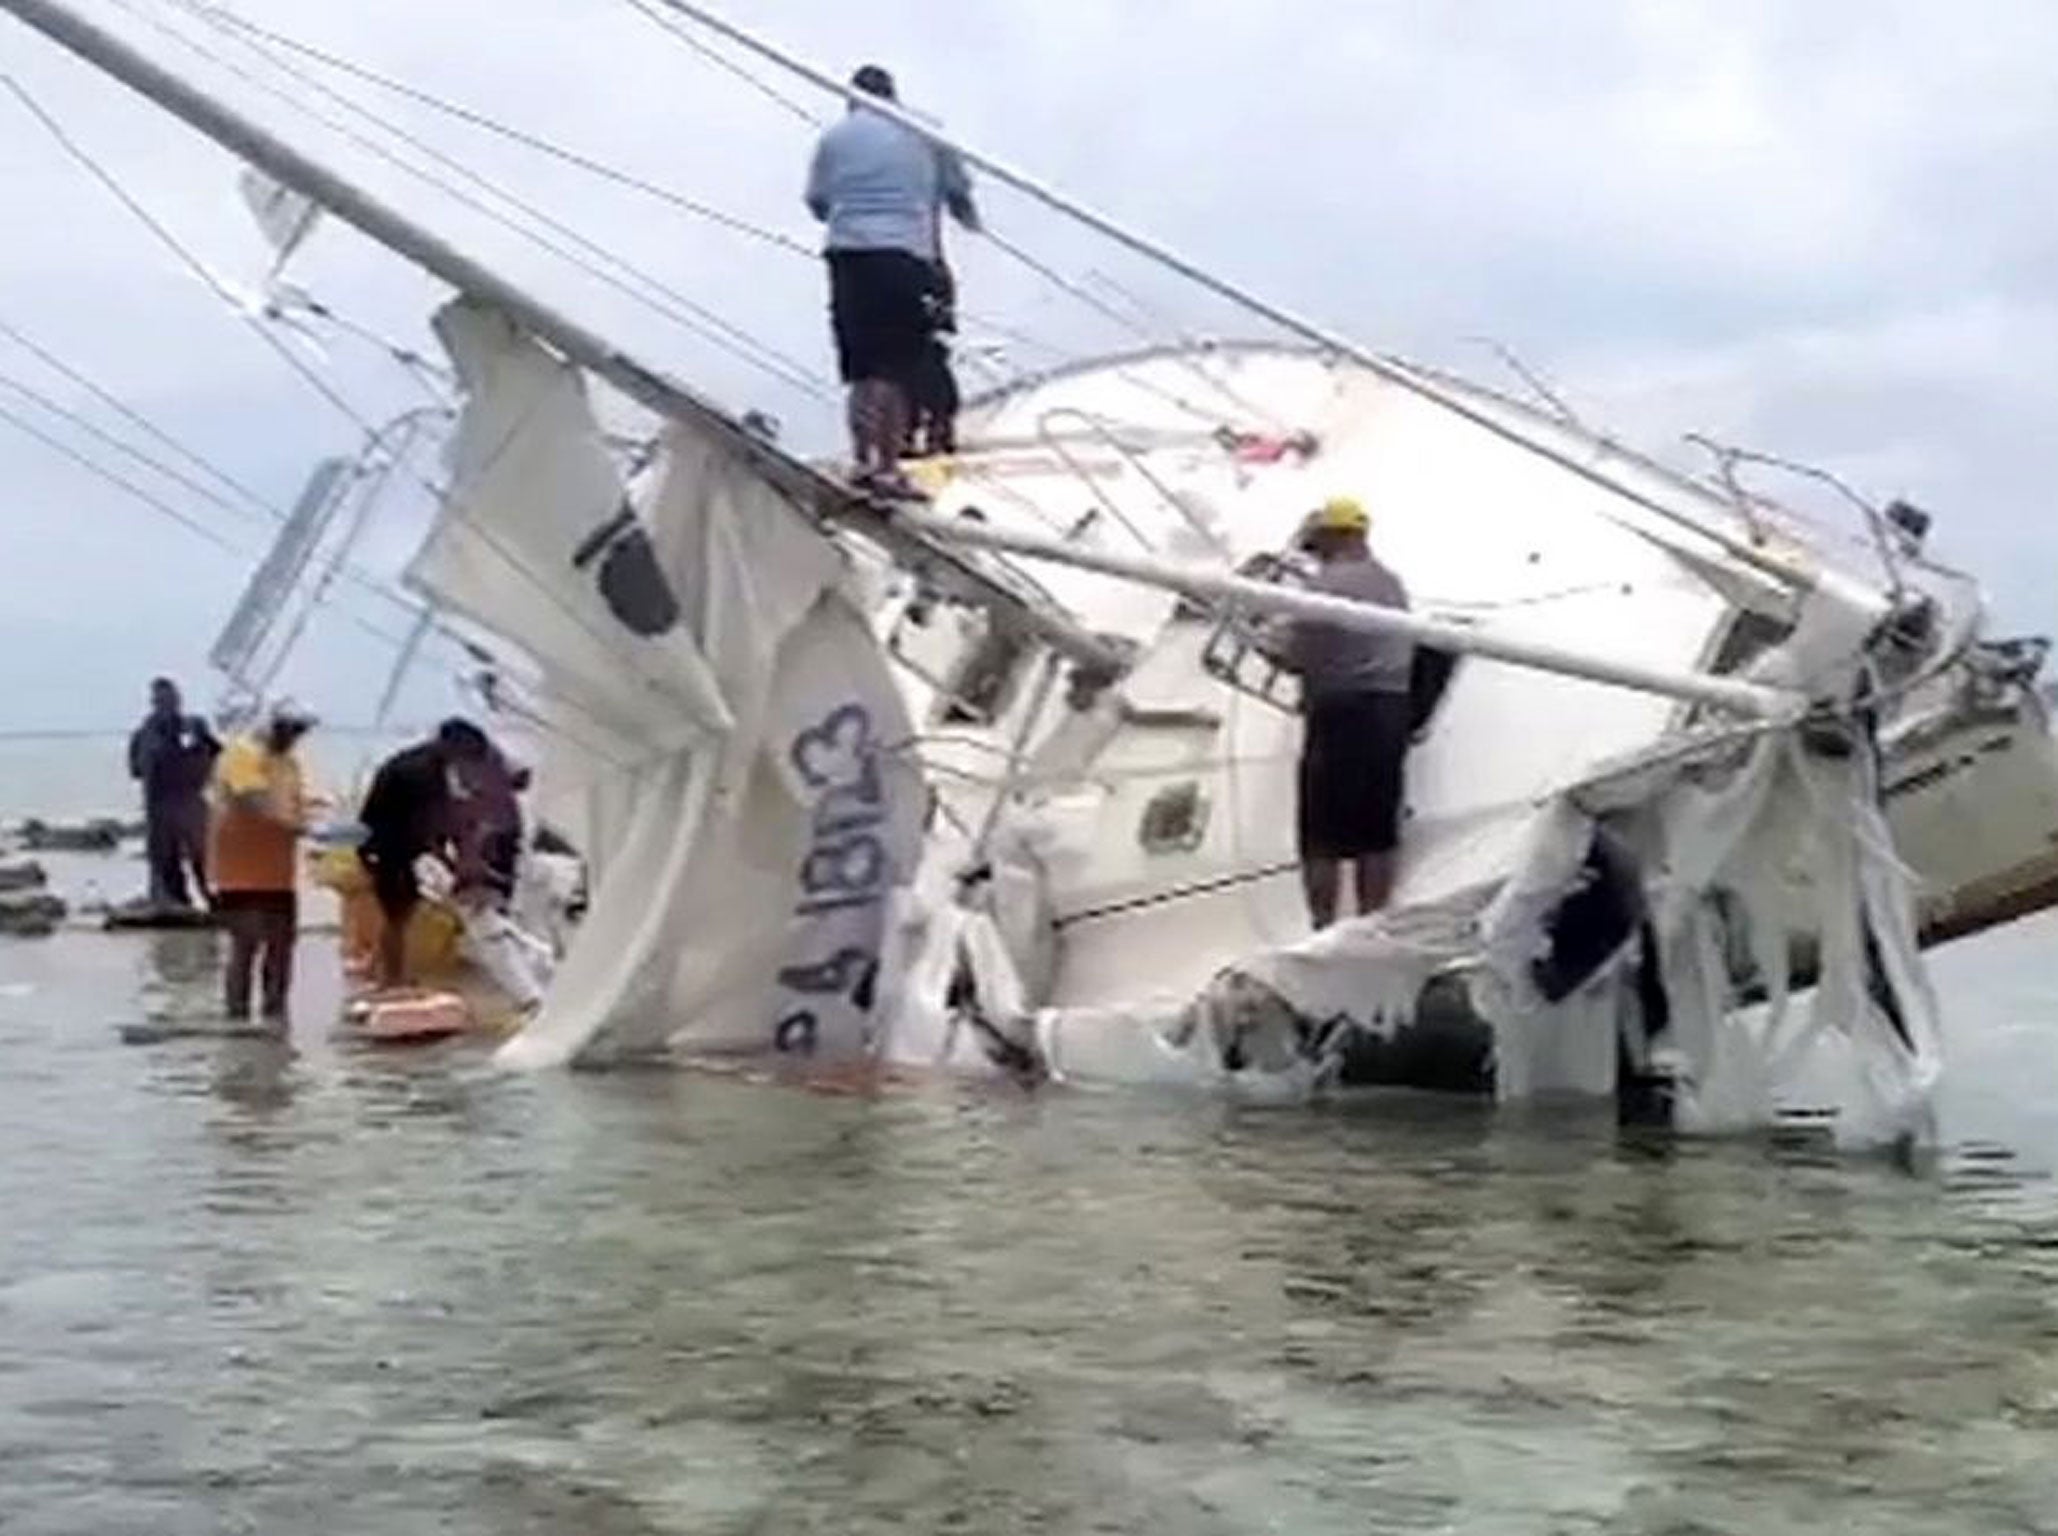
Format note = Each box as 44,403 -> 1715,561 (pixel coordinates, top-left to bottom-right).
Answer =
0,891 -> 68,937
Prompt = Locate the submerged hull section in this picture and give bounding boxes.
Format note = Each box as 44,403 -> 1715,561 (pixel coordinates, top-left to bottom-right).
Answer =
875,346 -> 2038,1144
1109,666 -> 2058,1103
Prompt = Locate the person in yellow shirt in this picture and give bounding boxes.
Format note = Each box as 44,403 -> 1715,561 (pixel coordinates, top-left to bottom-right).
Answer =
209,703 -> 315,1023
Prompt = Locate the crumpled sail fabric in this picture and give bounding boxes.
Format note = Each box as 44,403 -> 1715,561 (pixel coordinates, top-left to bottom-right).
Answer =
409,302 -> 732,764
977,715 -> 1941,1148
409,300 -> 923,1067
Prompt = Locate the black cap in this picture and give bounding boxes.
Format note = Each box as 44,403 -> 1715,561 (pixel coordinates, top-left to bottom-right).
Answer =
851,64 -> 896,101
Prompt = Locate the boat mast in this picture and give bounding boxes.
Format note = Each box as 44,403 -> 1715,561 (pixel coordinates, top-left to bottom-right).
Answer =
0,0 -> 1807,719
648,0 -> 1813,592
0,0 -> 1120,674
898,507 -> 1797,720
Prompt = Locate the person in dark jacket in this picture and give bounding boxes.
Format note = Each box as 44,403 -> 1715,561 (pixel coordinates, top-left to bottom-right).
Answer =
127,677 -> 219,910
904,256 -> 960,458
357,719 -> 491,991
450,737 -> 529,907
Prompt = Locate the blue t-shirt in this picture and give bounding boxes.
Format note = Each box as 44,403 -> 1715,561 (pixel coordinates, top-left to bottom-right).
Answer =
805,108 -> 977,261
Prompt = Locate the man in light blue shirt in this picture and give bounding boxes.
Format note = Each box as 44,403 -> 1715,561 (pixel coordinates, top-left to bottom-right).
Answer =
805,65 -> 979,492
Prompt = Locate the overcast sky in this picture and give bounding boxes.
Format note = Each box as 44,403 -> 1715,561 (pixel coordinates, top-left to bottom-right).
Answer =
0,0 -> 2051,741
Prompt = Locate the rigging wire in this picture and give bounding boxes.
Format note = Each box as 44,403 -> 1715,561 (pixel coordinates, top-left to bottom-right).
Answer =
7,44 -> 753,732
0,380 -> 481,699
180,0 -> 1082,401
619,0 -> 823,126
2,84 -> 668,764
137,0 -> 831,400
613,2 -> 1268,430
2,73 -> 382,439
0,392 -> 249,558
276,290 -> 457,403
0,361 -> 275,533
195,0 -> 1268,444
0,303 -> 469,645
188,0 -> 1210,429
0,83 -> 494,687
0,388 -> 454,658
0,308 -> 281,524
0,287 -> 453,637
193,4 -> 817,260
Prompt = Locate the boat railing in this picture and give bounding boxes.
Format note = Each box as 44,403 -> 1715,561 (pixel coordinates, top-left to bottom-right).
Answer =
1686,435 -> 1909,596
1034,407 -> 1227,558
1196,552 -> 1308,716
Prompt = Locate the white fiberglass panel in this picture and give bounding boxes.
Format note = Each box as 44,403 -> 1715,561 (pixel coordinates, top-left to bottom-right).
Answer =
944,351 -> 1742,997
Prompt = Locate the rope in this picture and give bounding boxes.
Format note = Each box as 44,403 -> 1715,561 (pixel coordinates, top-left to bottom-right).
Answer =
6,75 -> 689,746
620,0 -> 824,126
0,310 -> 458,642
615,0 -> 1274,435
0,363 -> 272,534
0,394 -> 250,559
2,75 -> 381,438
0,309 -> 280,524
192,4 -> 817,259
135,0 -> 829,399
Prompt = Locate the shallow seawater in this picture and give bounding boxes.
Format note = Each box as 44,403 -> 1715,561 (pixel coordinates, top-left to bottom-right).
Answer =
5,853 -> 2058,1534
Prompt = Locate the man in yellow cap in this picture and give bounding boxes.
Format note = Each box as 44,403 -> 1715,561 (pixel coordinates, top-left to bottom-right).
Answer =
1287,496 -> 1414,926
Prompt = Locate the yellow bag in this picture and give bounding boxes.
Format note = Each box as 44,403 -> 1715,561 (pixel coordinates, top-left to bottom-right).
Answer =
311,845 -> 368,895
310,846 -> 462,980
407,899 -> 463,978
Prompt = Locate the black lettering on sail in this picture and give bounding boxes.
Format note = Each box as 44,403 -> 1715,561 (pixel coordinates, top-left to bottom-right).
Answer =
570,500 -> 681,638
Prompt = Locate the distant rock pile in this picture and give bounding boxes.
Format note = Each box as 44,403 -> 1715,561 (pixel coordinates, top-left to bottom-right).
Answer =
0,859 -> 47,893
0,861 -> 66,936
16,818 -> 130,853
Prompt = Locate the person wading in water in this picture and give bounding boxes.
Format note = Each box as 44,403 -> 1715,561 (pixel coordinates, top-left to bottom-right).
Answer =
356,720 -> 492,995
128,677 -> 219,910
208,702 -> 315,1023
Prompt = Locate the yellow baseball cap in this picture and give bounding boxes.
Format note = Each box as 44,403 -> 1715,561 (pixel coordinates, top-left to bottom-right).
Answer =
1311,495 -> 1370,534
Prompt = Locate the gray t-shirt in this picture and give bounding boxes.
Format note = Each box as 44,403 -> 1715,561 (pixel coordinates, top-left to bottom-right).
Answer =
1290,556 -> 1413,699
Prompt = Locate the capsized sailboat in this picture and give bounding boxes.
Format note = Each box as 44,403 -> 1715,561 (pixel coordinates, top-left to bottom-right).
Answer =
13,0 -> 2056,1147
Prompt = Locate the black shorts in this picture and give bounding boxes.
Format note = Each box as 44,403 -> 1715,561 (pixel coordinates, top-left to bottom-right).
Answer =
214,889 -> 298,923
1298,692 -> 1411,860
358,844 -> 421,920
827,249 -> 937,385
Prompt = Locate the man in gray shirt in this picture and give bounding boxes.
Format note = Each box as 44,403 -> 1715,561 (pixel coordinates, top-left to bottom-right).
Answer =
1285,496 -> 1414,926
805,65 -> 979,494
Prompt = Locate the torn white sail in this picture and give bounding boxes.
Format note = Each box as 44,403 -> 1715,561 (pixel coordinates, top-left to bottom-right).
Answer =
237,165 -> 320,276
947,709 -> 1944,1147
410,299 -> 922,1068
408,300 -> 732,763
